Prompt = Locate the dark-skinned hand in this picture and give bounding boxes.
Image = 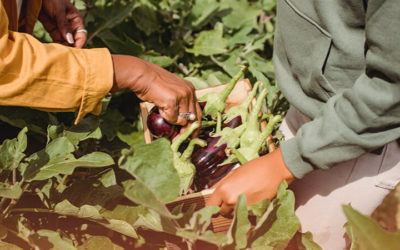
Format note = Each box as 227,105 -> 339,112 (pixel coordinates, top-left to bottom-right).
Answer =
111,55 -> 202,135
39,0 -> 87,48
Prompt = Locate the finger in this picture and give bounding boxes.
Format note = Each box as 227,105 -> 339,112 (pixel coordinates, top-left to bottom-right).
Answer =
55,8 -> 74,45
158,104 -> 181,125
39,13 -> 59,40
74,29 -> 87,48
206,191 -> 223,207
67,4 -> 87,48
219,202 -> 235,217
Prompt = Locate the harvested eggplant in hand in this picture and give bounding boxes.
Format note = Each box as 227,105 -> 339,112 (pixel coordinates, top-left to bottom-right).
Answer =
147,106 -> 180,139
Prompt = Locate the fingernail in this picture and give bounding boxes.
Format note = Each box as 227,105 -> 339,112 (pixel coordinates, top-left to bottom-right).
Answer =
66,33 -> 74,44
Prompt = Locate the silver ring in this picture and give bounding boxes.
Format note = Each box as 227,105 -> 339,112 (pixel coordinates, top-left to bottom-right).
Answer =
76,29 -> 88,34
179,112 -> 196,121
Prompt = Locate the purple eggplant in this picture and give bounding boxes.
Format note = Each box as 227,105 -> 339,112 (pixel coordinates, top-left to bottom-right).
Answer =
223,116 -> 242,129
194,162 -> 240,191
147,106 -> 180,139
190,136 -> 227,171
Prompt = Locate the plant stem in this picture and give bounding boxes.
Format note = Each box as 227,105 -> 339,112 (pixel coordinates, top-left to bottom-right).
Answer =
231,147 -> 248,165
171,122 -> 200,152
247,88 -> 269,131
181,139 -> 206,162
216,112 -> 222,133
0,183 -> 29,222
219,65 -> 247,102
256,115 -> 282,151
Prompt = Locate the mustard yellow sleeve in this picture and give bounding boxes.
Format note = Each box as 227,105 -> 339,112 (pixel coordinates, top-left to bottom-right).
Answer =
0,2 -> 114,124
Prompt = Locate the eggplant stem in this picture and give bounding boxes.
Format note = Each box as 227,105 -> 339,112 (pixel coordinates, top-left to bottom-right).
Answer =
219,65 -> 247,102
201,120 -> 216,128
231,147 -> 248,165
247,88 -> 269,131
171,122 -> 200,152
242,81 -> 262,110
216,112 -> 222,133
256,115 -> 282,152
260,113 -> 273,122
181,138 -> 207,162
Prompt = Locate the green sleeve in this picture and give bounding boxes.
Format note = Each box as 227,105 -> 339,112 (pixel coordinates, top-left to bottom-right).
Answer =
281,0 -> 400,179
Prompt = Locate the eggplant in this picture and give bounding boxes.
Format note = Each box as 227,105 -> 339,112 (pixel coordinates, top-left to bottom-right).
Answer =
147,106 -> 180,139
194,162 -> 240,191
190,136 -> 227,171
223,116 -> 242,129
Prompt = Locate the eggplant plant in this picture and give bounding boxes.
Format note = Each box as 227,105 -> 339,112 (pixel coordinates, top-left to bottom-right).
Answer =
223,80 -> 262,126
171,121 -> 206,194
198,66 -> 247,120
234,114 -> 282,163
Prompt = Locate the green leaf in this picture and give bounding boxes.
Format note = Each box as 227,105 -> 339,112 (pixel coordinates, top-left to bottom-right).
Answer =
343,204 -> 400,250
23,138 -> 114,181
87,2 -> 135,43
98,31 -> 144,56
186,22 -> 227,56
31,230 -> 76,250
298,231 -> 322,250
190,0 -> 220,29
119,139 -> 180,203
220,0 -> 261,29
122,179 -> 179,220
116,122 -> 144,146
225,194 -> 251,249
48,116 -> 101,147
0,107 -> 48,135
0,240 -> 22,250
140,51 -> 177,68
132,5 -> 161,36
78,236 -> 124,250
0,182 -> 22,199
0,127 -> 27,170
186,206 -> 220,233
55,200 -> 138,239
249,182 -> 300,249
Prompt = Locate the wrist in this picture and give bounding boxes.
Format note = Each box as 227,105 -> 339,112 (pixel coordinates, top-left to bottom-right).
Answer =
110,54 -> 145,93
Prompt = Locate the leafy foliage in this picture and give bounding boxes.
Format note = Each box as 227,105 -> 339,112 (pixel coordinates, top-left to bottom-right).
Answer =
0,0 -> 326,249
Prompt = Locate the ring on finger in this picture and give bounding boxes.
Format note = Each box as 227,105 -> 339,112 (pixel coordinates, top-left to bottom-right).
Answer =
179,112 -> 196,121
76,29 -> 88,34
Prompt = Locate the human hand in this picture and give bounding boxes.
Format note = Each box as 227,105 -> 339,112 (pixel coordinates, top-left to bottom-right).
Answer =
39,0 -> 87,48
206,148 -> 295,215
111,55 -> 202,133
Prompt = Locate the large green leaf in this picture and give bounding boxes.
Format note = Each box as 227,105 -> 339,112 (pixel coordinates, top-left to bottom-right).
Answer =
224,194 -> 251,249
132,5 -> 161,36
186,22 -> 227,56
87,2 -> 136,43
0,182 -> 22,199
47,116 -> 101,147
29,230 -> 76,250
23,137 -> 114,181
119,139 -> 180,203
77,236 -> 124,250
249,182 -> 301,249
55,200 -> 138,239
0,127 -> 27,170
220,0 -> 261,29
343,205 -> 400,250
190,0 -> 221,29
